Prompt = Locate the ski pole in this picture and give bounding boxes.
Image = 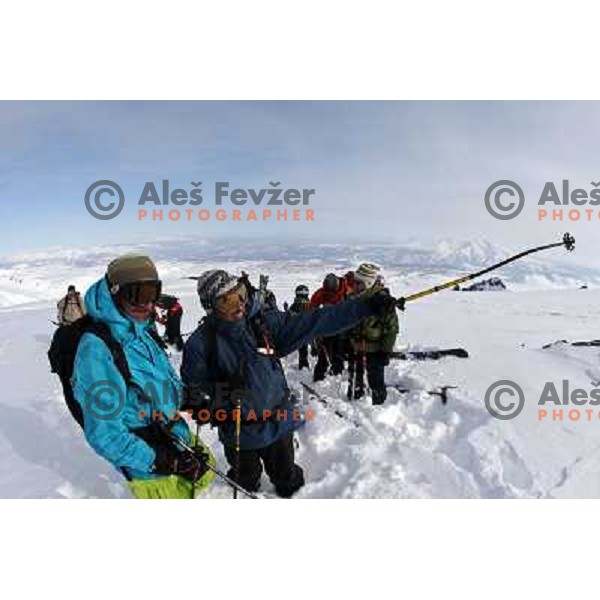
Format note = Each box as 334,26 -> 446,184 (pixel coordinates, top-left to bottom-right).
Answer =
393,385 -> 457,405
300,381 -> 361,428
191,421 -> 200,500
397,232 -> 575,307
347,350 -> 355,401
162,427 -> 259,499
233,396 -> 242,500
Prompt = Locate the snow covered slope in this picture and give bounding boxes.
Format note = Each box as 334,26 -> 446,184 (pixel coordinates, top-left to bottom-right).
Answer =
1,239 -> 600,498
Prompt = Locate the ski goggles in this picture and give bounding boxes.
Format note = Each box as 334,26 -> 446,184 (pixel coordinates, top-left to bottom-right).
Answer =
120,280 -> 162,306
215,282 -> 248,313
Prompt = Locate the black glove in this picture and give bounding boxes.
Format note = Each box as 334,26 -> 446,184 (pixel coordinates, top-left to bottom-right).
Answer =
153,445 -> 209,482
365,289 -> 397,317
192,444 -> 212,469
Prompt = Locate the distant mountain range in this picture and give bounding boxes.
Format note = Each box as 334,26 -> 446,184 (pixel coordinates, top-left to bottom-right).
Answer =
1,237 -> 598,309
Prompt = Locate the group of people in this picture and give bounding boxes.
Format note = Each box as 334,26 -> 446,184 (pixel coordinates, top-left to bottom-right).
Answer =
284,262 -> 399,405
51,253 -> 398,499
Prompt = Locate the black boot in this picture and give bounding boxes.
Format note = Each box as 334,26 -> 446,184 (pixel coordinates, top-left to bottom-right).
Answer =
274,464 -> 305,498
371,388 -> 387,405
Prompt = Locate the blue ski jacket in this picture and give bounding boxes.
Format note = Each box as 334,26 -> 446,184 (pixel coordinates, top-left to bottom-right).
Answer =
181,296 -> 373,449
72,277 -> 190,480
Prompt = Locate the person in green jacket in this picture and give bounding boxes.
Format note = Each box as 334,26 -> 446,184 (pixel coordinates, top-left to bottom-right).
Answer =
347,263 -> 399,405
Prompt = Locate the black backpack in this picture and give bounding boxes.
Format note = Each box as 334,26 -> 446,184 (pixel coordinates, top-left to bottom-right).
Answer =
48,316 -> 166,428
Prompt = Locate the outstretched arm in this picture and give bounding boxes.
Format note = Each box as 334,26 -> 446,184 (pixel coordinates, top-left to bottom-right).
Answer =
267,298 -> 373,357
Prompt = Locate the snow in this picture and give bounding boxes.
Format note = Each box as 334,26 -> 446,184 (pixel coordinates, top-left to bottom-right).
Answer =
1,238 -> 600,498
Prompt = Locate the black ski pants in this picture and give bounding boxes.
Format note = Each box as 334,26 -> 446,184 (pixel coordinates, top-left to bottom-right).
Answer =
348,350 -> 388,404
224,433 -> 305,498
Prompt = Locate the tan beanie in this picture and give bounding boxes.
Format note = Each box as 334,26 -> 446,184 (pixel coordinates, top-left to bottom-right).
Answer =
106,254 -> 159,292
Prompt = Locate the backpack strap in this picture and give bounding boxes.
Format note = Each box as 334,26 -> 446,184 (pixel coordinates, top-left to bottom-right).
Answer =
249,309 -> 279,358
201,316 -> 245,400
61,296 -> 69,322
148,326 -> 168,350
76,293 -> 84,315
84,320 -> 133,385
202,317 -> 220,379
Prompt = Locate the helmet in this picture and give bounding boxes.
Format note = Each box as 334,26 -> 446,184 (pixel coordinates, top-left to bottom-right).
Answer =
106,254 -> 162,305
323,273 -> 340,294
295,284 -> 309,299
107,254 -> 159,292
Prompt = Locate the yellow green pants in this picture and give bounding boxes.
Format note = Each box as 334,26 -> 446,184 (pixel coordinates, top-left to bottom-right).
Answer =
128,438 -> 216,499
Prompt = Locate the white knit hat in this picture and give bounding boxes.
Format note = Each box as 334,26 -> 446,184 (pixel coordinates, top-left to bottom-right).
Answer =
354,262 -> 381,288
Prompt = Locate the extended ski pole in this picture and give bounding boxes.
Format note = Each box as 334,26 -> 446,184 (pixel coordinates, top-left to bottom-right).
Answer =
163,428 -> 259,499
397,232 -> 575,307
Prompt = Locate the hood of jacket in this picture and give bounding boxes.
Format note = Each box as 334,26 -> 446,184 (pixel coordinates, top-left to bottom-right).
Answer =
85,276 -> 153,344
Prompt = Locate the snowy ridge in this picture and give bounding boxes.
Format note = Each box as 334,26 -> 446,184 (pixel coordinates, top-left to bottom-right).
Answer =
1,237 -> 597,309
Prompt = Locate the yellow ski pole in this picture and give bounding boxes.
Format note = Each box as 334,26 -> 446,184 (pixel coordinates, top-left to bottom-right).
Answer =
396,233 -> 575,308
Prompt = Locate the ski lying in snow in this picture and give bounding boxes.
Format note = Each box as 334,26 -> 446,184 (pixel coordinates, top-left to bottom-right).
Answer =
299,382 -> 361,428
542,339 -> 600,349
389,348 -> 469,360
391,385 -> 457,405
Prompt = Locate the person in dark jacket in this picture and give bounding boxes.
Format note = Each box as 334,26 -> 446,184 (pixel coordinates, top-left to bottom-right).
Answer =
156,294 -> 185,351
288,284 -> 311,370
181,269 -> 395,497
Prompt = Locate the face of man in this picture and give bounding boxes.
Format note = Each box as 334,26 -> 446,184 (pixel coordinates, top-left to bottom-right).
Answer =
354,279 -> 367,294
215,283 -> 248,322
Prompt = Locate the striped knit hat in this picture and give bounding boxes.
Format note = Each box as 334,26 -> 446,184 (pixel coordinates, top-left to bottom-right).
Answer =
354,262 -> 381,289
194,269 -> 240,311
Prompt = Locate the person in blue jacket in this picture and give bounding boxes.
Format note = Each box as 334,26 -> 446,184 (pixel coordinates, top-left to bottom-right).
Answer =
72,254 -> 213,499
181,269 -> 396,498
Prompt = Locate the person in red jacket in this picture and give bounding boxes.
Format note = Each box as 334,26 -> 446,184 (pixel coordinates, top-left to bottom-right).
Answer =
310,273 -> 349,382
156,294 -> 184,351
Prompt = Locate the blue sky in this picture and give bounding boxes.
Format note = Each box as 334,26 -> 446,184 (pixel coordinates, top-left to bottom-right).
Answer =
1,101 -> 599,266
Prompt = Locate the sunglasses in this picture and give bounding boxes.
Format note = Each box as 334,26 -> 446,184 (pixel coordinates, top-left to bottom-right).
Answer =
120,281 -> 162,306
215,283 -> 248,313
